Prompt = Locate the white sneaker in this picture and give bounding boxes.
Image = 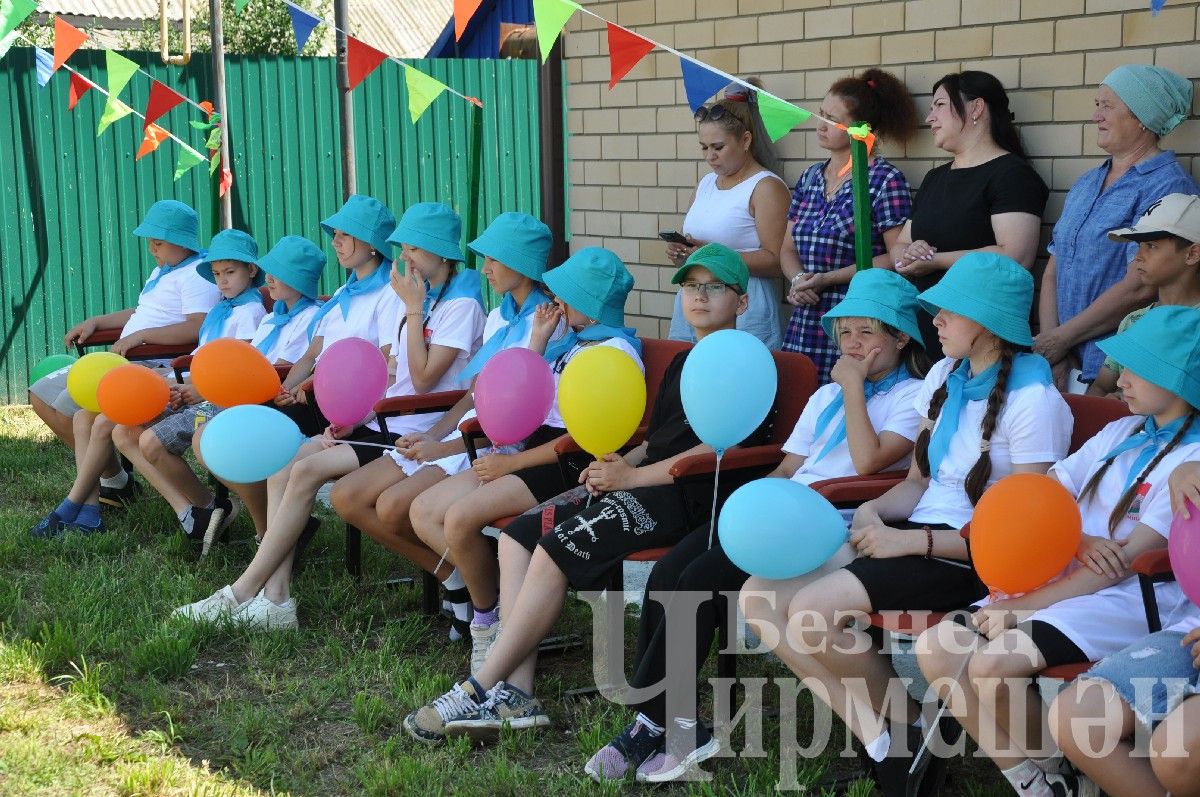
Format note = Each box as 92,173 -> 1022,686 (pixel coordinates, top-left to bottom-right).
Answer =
172,585 -> 247,622
236,591 -> 299,630
470,620 -> 501,675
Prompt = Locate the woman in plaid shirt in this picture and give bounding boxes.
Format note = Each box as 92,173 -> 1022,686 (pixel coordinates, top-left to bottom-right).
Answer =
782,69 -> 916,383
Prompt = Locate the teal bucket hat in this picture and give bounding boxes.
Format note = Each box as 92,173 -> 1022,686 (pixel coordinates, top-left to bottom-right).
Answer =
132,200 -> 200,252
387,202 -> 464,263
257,235 -> 327,299
821,268 -> 925,347
467,212 -> 553,281
544,247 -> 634,327
198,229 -> 265,287
1097,305 -> 1200,409
320,194 -> 397,255
917,252 -> 1034,346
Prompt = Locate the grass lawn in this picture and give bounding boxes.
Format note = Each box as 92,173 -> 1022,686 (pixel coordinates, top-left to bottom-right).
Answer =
0,405 -> 1008,795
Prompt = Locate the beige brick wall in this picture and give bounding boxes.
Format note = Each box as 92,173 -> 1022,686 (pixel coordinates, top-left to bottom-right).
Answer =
561,0 -> 1200,338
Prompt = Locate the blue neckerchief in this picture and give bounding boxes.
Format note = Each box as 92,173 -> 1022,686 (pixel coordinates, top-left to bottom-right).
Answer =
460,287 -> 552,381
141,251 -> 205,295
1100,415 -> 1200,492
198,286 -> 263,346
926,353 -> 1054,478
254,296 -> 317,356
307,259 -> 391,336
543,323 -> 643,366
810,365 -> 909,463
400,267 -> 485,339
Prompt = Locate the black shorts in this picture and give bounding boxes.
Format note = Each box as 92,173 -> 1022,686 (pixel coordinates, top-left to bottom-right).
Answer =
843,522 -> 987,612
508,426 -> 589,503
951,610 -> 1088,667
502,484 -> 697,591
342,425 -> 399,467
277,401 -> 329,438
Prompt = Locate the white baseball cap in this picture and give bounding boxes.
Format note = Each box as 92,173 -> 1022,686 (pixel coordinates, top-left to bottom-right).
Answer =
1109,193 -> 1200,244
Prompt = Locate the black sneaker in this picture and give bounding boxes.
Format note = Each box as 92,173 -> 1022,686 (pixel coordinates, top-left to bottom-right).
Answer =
186,497 -> 238,558
99,478 -> 141,509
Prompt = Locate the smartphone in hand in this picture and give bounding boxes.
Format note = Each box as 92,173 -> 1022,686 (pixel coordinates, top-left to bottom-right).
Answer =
659,230 -> 691,245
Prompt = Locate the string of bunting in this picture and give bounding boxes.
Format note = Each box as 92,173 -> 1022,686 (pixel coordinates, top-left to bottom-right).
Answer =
273,0 -> 483,123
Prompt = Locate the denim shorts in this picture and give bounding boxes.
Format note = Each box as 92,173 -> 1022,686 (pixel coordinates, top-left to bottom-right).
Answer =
1081,630 -> 1200,729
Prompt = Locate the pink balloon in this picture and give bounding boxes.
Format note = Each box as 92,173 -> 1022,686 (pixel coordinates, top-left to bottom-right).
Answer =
1169,501 -> 1200,608
475,348 -> 555,446
314,337 -> 389,428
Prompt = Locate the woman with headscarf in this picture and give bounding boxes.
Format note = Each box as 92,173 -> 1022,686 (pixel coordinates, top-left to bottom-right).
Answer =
1035,64 -> 1198,392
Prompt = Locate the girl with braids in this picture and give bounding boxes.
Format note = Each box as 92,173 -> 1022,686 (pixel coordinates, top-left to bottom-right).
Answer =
741,252 -> 1071,796
175,203 -> 485,631
665,78 -> 791,350
781,68 -> 917,382
918,305 -> 1200,797
891,71 -> 1049,361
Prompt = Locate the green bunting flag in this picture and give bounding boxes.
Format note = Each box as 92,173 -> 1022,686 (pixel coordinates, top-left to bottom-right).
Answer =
173,143 -> 206,181
105,50 -> 139,100
0,0 -> 37,41
96,97 -> 133,136
532,0 -> 579,63
0,30 -> 18,61
403,64 -> 447,123
757,92 -> 812,143
235,0 -> 251,13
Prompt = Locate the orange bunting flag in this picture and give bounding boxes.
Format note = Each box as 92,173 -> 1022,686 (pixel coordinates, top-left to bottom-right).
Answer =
136,123 -> 170,160
52,17 -> 87,71
346,35 -> 388,91
606,22 -> 654,90
144,80 -> 185,129
199,100 -> 215,118
67,71 -> 93,110
219,167 -> 233,198
453,0 -> 483,41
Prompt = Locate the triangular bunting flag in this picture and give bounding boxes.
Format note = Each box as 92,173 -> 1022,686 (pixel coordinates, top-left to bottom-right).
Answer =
34,47 -> 53,86
757,92 -> 812,143
204,124 -> 221,151
53,17 -> 88,70
0,0 -> 37,41
346,35 -> 388,91
136,123 -> 169,160
532,0 -> 578,63
105,50 -> 139,100
1151,0 -> 1166,13
0,30 -> 17,61
453,0 -> 483,41
144,79 -> 185,129
606,23 -> 654,90
285,2 -> 320,52
235,0 -> 250,13
68,71 -> 93,110
219,167 -> 233,198
96,97 -> 133,136
679,57 -> 730,113
403,64 -> 447,123
199,100 -> 215,117
173,143 -> 205,181
209,150 -> 220,176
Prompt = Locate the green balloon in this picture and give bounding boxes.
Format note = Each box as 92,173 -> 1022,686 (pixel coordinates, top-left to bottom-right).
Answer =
30,354 -> 78,385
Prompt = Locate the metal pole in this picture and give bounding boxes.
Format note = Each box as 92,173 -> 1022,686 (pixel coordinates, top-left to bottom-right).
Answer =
209,0 -> 232,226
334,0 -> 356,199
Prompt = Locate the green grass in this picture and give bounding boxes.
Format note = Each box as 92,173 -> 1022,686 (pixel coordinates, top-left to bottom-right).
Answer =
0,405 -> 1008,795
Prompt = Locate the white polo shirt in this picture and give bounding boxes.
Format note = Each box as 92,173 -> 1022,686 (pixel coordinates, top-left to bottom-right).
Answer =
122,254 -> 221,338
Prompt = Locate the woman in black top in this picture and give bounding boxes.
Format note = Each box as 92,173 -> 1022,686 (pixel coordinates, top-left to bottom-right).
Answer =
890,71 -> 1049,358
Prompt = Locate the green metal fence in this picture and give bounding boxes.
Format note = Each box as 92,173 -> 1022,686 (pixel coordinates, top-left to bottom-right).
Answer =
0,50 -> 541,404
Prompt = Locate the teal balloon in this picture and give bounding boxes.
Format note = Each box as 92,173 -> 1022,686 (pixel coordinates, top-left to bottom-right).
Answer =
680,329 -> 777,452
199,405 -> 304,484
719,479 -> 846,580
30,354 -> 77,384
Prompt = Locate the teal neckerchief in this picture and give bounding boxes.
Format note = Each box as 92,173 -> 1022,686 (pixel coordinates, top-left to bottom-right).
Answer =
307,259 -> 391,336
810,365 -> 909,463
254,296 -> 317,356
198,286 -> 262,346
926,353 -> 1053,477
141,251 -> 205,294
1100,415 -> 1200,491
460,287 -> 552,381
543,323 -> 643,366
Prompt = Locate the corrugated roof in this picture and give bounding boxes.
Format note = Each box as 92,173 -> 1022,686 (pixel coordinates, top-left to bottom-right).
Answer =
37,0 -> 451,58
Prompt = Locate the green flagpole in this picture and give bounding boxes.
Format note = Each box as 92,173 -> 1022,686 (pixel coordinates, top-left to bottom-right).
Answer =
850,133 -> 871,271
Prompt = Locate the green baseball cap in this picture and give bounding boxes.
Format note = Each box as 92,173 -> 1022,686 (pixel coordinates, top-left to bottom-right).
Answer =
671,242 -> 749,293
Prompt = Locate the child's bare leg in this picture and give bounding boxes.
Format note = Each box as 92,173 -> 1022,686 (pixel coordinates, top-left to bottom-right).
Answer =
333,460 -> 448,575
133,428 -> 211,513
409,470 -> 485,581
442,475 -> 538,608
66,413 -> 117,505
31,393 -> 75,449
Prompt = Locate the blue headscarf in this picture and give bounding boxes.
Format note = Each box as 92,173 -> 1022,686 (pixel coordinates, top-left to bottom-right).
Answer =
460,287 -> 553,381
199,286 -> 263,346
809,365 -> 910,463
254,297 -> 319,356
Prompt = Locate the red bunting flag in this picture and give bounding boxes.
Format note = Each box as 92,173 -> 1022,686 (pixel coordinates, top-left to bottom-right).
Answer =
136,123 -> 170,160
67,71 -> 93,110
144,80 -> 185,130
346,35 -> 388,91
52,17 -> 87,71
219,167 -> 233,198
606,22 -> 654,90
454,0 -> 483,41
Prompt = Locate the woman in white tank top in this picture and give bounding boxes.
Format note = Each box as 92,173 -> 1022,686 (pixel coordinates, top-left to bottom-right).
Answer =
665,83 -> 791,350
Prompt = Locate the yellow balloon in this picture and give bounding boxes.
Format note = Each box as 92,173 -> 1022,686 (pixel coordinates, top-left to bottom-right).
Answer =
558,346 -> 647,458
66,351 -> 129,413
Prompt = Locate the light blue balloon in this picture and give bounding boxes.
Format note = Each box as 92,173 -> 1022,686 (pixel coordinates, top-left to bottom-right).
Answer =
719,478 -> 847,580
680,329 -> 777,452
199,405 -> 304,484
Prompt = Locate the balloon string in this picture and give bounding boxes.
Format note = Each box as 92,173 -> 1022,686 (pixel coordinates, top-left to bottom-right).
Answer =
707,449 -> 724,550
434,547 -> 450,576
908,654 -> 969,774
327,439 -> 398,450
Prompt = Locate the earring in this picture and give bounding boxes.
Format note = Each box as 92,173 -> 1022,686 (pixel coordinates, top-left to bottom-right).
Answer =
972,117 -> 978,126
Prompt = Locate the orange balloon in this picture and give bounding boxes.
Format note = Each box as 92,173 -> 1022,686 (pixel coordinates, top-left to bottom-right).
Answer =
970,472 -> 1082,594
191,339 -> 281,407
97,365 -> 171,426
